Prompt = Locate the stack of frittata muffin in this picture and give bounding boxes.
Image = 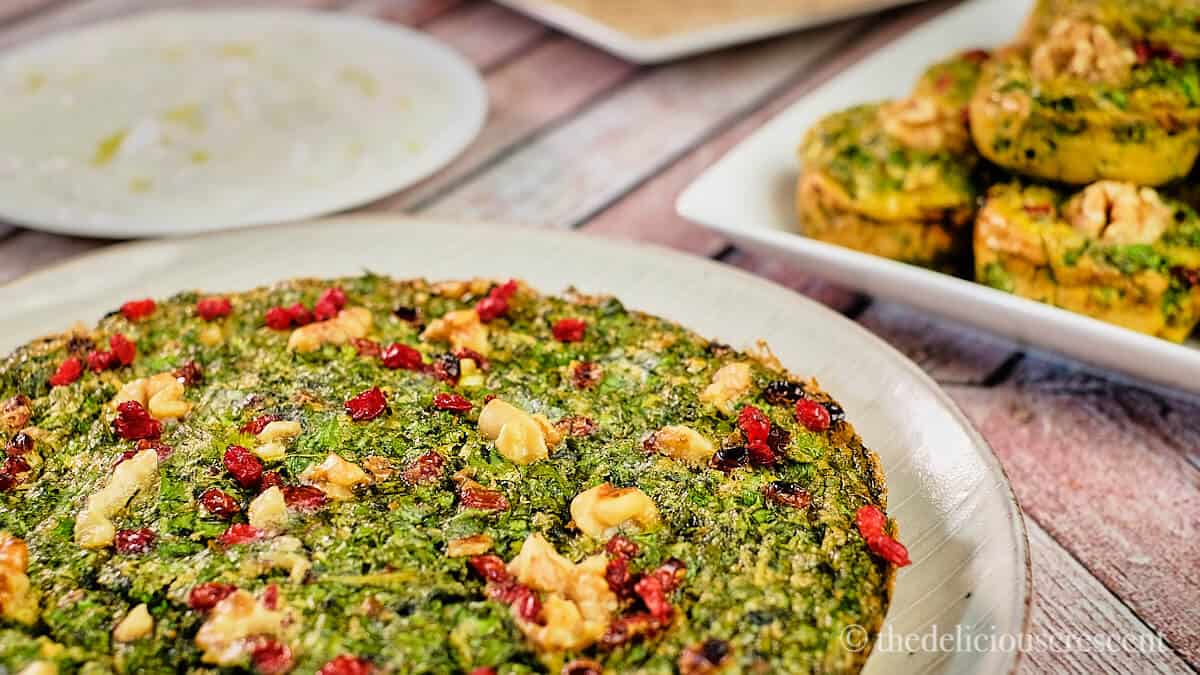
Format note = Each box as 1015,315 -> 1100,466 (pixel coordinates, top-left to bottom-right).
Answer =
797,0 -> 1200,342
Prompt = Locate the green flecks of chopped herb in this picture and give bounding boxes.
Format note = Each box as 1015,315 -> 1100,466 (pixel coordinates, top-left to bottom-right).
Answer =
1097,244 -> 1167,274
982,262 -> 1015,293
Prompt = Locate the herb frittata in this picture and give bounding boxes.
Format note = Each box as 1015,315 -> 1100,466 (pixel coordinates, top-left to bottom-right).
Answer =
796,51 -> 989,272
0,276 -> 909,674
976,181 -> 1200,341
969,19 -> 1200,186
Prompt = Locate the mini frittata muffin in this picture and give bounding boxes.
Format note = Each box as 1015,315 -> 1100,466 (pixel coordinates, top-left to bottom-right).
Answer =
1021,0 -> 1200,59
796,51 -> 989,272
970,18 -> 1200,186
976,181 -> 1200,341
0,276 -> 909,674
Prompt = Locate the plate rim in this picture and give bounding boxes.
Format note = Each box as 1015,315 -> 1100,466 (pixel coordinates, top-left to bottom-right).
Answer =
493,0 -> 922,63
0,8 -> 488,239
0,213 -> 1033,672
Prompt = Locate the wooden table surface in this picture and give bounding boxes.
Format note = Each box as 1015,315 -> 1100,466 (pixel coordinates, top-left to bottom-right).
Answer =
1,1 -> 1197,672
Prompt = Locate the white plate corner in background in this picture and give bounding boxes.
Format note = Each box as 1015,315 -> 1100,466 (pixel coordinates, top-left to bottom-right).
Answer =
0,10 -> 487,238
494,0 -> 925,63
677,0 -> 1200,395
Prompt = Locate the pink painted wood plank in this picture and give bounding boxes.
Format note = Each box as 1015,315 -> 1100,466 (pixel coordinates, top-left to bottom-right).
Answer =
720,248 -> 860,314
1021,521 -> 1189,674
581,0 -> 957,257
342,0 -> 463,26
856,301 -> 1016,385
363,36 -> 635,212
418,19 -> 862,227
0,0 -> 62,26
421,1 -> 546,69
949,360 -> 1200,666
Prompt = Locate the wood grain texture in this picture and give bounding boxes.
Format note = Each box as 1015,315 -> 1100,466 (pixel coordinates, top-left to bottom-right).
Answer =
419,19 -> 862,227
341,0 -> 462,25
856,301 -> 1017,385
581,0 -> 958,256
413,1 -> 547,68
1021,522 -> 1189,675
0,0 -> 64,26
365,36 -> 635,212
948,358 -> 1200,665
720,248 -> 861,314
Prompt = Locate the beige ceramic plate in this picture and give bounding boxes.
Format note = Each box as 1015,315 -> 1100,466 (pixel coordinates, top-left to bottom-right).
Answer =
0,218 -> 1030,673
0,10 -> 486,238
494,0 -> 923,63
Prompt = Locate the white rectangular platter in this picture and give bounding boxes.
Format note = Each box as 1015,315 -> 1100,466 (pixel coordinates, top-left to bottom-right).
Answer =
494,0 -> 922,63
676,0 -> 1200,395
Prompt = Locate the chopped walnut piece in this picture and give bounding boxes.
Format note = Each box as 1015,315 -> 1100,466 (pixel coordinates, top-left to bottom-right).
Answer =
1032,19 -> 1136,85
0,533 -> 36,625
287,307 -> 373,353
1064,181 -> 1172,245
0,396 -> 32,434
299,454 -> 369,500
879,96 -> 970,153
194,588 -> 295,667
447,534 -> 494,558
113,603 -> 154,642
646,425 -> 715,466
699,363 -> 753,415
504,534 -> 618,652
74,449 -> 158,549
478,399 -> 561,465
570,483 -> 660,539
421,309 -> 490,356
113,372 -> 192,420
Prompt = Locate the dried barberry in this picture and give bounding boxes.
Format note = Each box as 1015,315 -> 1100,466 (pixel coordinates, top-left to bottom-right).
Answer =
433,392 -> 472,413
762,380 -> 806,405
634,574 -> 673,623
795,399 -> 831,432
453,347 -> 490,370
313,299 -> 339,322
120,298 -> 156,321
431,353 -> 460,385
711,445 -> 748,472
457,479 -> 508,511
855,505 -> 911,567
199,488 -> 240,519
318,655 -> 374,675
251,639 -> 293,675
823,402 -> 845,425
113,528 -> 156,554
286,303 -> 314,326
353,338 -> 381,357
5,432 -> 34,457
112,401 -> 162,441
319,287 -> 347,310
136,439 -> 174,462
468,554 -> 512,584
259,471 -> 285,491
604,555 -> 638,599
264,307 -> 292,330
679,638 -> 731,674
402,451 -> 446,485
381,343 -> 423,370
240,415 -> 280,435
217,523 -> 263,546
49,357 -> 83,387
173,360 -> 204,386
224,445 -> 263,488
393,305 -> 419,322
601,611 -> 661,648
196,297 -> 232,321
556,415 -> 598,437
571,361 -> 602,390
475,280 -> 519,323
86,350 -> 116,372
284,485 -> 328,511
344,387 -> 387,421
187,582 -> 237,611
552,318 -> 587,343
763,481 -> 811,509
738,405 -> 775,466
0,456 -> 31,492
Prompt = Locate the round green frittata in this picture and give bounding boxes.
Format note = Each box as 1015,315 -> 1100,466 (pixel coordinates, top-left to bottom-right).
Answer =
0,276 -> 903,675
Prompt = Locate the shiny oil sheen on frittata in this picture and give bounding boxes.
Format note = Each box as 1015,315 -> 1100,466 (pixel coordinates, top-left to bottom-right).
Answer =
0,276 -> 893,674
